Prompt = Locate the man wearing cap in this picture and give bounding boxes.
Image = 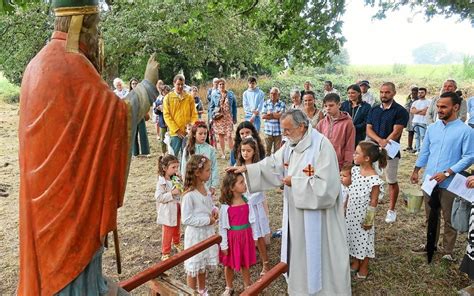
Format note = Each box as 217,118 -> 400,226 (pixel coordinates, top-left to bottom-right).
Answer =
359,80 -> 376,106
18,1 -> 159,295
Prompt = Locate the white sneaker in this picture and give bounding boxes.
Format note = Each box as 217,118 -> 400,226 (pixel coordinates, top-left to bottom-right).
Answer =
385,210 -> 397,223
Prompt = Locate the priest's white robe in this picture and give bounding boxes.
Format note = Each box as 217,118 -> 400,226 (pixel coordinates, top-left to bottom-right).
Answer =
246,128 -> 351,296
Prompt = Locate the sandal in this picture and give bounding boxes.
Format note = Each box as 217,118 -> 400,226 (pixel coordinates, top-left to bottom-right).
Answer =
221,287 -> 234,296
260,261 -> 270,276
355,272 -> 368,280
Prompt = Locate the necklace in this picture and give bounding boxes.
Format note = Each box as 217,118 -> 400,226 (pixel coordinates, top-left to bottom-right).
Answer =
351,103 -> 360,122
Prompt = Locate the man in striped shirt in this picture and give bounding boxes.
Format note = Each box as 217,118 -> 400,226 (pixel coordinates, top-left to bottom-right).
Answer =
262,87 -> 286,156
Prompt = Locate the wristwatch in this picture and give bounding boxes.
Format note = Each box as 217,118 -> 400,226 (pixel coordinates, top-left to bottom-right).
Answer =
443,171 -> 450,177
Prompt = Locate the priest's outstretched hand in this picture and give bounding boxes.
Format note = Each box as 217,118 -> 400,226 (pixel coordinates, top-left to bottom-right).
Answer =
225,166 -> 246,174
282,176 -> 292,187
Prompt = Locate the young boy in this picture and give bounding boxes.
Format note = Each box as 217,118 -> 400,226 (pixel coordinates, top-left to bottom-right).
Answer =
316,93 -> 355,169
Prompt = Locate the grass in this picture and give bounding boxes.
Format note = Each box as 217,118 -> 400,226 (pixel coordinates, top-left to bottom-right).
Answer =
0,73 -> 19,104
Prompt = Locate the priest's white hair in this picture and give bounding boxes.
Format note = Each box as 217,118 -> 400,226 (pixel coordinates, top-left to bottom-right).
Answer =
281,109 -> 309,128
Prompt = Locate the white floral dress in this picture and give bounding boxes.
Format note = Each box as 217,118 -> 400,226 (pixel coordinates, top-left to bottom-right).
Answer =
181,188 -> 219,276
346,166 -> 384,259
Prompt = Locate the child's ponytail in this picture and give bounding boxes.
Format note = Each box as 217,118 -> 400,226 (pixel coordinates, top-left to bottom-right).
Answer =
358,141 -> 388,169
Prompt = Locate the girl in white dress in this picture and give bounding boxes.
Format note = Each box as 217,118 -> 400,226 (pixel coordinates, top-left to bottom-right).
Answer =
346,141 -> 386,279
181,155 -> 219,296
237,136 -> 271,275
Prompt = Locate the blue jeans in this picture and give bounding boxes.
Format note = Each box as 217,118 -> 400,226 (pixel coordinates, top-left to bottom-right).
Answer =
413,123 -> 427,152
170,136 -> 183,157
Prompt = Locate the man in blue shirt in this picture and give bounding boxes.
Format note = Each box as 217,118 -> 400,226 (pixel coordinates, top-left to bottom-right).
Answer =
367,82 -> 409,223
243,76 -> 265,131
410,91 -> 474,261
262,87 -> 286,156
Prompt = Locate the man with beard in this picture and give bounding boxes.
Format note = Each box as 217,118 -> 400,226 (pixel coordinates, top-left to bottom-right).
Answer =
18,1 -> 159,295
410,92 -> 474,261
228,109 -> 351,296
366,82 -> 409,223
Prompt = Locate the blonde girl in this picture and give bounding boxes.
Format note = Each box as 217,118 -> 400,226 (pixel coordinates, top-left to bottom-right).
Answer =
181,155 -> 219,295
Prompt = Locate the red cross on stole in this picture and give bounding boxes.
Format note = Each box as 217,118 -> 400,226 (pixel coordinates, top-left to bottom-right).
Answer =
283,163 -> 289,169
303,164 -> 315,176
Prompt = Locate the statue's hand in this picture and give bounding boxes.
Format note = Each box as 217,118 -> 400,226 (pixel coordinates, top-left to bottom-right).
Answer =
144,54 -> 159,85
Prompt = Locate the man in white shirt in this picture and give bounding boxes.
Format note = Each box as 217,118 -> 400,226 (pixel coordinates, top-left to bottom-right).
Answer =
411,87 -> 431,154
359,80 -> 376,106
323,80 -> 339,96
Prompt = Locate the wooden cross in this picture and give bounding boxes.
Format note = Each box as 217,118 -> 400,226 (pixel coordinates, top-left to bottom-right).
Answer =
303,164 -> 314,176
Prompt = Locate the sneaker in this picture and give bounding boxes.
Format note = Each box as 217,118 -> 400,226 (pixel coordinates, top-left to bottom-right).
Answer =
173,242 -> 184,252
222,287 -> 234,296
161,254 -> 170,261
442,254 -> 456,262
403,147 -> 413,152
198,288 -> 209,296
414,151 -> 419,155
411,244 -> 427,254
385,210 -> 397,223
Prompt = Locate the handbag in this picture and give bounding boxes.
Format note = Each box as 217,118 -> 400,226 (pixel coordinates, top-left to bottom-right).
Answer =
451,196 -> 471,233
212,95 -> 224,120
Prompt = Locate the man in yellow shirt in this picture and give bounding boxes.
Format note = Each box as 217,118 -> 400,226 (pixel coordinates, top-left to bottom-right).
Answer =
163,74 -> 198,156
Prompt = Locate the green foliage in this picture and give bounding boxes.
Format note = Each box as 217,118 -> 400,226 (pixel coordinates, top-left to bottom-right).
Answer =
0,72 -> 20,103
0,2 -> 53,84
364,0 -> 473,24
0,0 -> 346,86
392,63 -> 407,75
462,55 -> 474,79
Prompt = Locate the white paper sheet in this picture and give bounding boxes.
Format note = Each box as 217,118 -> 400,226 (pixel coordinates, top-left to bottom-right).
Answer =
385,140 -> 400,159
447,173 -> 474,203
421,174 -> 437,196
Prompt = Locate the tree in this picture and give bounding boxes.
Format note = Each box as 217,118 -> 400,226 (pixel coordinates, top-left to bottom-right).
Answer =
364,0 -> 473,24
0,1 -> 347,85
0,2 -> 52,84
412,42 -> 465,64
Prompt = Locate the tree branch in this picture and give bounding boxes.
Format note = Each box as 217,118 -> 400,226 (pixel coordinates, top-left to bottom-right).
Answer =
234,0 -> 259,16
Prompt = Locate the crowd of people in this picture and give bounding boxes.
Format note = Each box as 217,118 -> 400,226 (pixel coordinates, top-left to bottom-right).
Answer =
143,75 -> 474,295
17,2 -> 473,294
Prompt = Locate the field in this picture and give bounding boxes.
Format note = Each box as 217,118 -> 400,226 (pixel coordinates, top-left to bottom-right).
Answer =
0,69 -> 473,295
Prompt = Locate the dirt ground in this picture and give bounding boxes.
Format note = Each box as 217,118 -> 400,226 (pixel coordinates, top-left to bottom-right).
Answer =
0,101 -> 471,295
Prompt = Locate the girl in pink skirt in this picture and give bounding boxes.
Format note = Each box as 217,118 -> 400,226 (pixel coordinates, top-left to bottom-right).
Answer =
219,172 -> 257,295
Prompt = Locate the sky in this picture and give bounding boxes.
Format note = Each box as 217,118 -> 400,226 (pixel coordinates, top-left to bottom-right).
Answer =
342,0 -> 474,65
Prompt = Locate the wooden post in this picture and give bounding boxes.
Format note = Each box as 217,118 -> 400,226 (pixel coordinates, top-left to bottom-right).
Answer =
240,262 -> 288,296
113,229 -> 122,274
119,234 -> 222,292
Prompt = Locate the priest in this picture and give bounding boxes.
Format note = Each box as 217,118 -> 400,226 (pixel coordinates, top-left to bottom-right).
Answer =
18,1 -> 159,295
229,109 -> 351,295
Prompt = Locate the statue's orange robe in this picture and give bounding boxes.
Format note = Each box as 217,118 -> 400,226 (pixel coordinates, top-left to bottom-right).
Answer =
18,32 -> 131,295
